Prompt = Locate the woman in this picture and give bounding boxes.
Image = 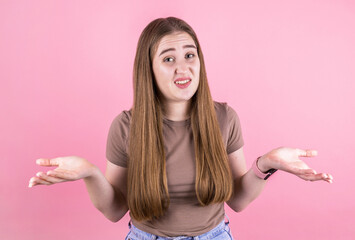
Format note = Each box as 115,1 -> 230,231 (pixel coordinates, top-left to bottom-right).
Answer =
29,17 -> 333,239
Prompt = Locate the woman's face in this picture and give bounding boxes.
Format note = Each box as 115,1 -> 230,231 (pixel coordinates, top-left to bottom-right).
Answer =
152,31 -> 200,105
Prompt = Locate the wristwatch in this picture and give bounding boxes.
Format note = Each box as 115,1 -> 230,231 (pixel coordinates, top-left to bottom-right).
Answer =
252,156 -> 278,180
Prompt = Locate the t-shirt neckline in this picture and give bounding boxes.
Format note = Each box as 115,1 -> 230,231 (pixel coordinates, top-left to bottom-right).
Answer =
162,116 -> 191,126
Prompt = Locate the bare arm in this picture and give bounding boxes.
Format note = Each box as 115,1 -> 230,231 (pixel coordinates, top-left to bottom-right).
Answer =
84,160 -> 129,222
226,147 -> 267,212
28,157 -> 128,222
226,147 -> 333,212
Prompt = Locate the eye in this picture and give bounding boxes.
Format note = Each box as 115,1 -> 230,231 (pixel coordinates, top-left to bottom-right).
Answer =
186,53 -> 195,59
163,57 -> 174,62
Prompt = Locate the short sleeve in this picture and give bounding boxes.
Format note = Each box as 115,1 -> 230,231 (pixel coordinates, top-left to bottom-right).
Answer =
226,104 -> 244,154
105,111 -> 131,168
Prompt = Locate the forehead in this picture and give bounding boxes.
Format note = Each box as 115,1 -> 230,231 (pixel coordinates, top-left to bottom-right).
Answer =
156,32 -> 195,50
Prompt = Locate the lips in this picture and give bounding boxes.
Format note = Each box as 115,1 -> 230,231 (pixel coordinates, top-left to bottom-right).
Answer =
174,77 -> 192,89
174,77 -> 191,84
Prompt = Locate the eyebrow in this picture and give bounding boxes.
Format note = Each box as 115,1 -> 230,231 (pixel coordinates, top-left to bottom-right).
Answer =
159,45 -> 197,56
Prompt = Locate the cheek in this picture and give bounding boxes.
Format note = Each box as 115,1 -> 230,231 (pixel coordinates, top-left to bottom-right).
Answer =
153,66 -> 174,93
194,61 -> 201,79
154,64 -> 173,82
193,58 -> 200,72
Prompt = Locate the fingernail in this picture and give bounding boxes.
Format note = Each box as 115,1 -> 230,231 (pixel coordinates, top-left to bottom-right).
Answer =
36,172 -> 42,177
36,159 -> 42,164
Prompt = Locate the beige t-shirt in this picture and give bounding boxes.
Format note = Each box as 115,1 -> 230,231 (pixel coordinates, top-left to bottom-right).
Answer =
106,101 -> 244,237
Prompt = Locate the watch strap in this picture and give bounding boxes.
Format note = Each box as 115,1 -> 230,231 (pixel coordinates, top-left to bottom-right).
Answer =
252,156 -> 278,180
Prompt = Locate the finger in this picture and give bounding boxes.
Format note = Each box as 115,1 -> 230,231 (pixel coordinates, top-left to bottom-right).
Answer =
308,172 -> 333,182
47,169 -> 77,180
298,172 -> 333,183
285,166 -> 316,176
293,168 -> 317,175
36,172 -> 67,184
297,149 -> 318,158
28,176 -> 52,187
327,173 -> 334,181
36,158 -> 60,166
297,173 -> 321,181
28,177 -> 37,187
322,173 -> 334,183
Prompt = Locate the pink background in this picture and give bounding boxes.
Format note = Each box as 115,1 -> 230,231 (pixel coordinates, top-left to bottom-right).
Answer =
1,0 -> 354,239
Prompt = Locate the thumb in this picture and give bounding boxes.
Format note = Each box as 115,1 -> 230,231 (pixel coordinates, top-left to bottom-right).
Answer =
36,158 -> 60,166
297,149 -> 318,158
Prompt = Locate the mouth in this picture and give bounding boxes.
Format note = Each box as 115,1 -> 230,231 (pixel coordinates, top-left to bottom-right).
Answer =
174,78 -> 192,89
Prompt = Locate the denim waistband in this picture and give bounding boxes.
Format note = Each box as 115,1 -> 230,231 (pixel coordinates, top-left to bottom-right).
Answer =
128,215 -> 230,240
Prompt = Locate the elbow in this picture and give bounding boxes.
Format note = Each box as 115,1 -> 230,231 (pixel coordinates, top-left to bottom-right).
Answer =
230,205 -> 246,213
105,214 -> 121,223
233,204 -> 248,213
100,205 -> 129,223
227,200 -> 249,213
103,209 -> 128,222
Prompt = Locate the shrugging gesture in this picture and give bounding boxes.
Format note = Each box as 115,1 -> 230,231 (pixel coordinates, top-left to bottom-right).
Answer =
256,147 -> 333,183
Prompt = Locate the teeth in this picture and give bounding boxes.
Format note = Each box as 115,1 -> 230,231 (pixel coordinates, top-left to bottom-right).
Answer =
175,79 -> 190,84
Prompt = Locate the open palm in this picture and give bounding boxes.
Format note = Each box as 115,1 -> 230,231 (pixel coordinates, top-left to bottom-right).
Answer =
261,147 -> 333,183
29,156 -> 96,187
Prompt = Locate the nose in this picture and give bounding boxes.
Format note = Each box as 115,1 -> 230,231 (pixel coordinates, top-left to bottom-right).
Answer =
175,61 -> 188,74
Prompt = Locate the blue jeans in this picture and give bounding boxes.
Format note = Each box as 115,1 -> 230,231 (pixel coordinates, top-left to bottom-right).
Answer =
125,215 -> 234,240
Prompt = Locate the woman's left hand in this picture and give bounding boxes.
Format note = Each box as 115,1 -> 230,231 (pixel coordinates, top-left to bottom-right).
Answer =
257,147 -> 333,183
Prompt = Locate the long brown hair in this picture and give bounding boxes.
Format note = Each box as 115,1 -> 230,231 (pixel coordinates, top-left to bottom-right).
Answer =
128,17 -> 233,221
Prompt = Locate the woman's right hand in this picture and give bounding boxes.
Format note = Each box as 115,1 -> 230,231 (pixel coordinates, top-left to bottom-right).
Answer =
28,156 -> 98,188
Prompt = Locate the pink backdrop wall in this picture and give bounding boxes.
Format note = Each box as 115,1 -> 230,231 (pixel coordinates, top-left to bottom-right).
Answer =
1,0 -> 354,239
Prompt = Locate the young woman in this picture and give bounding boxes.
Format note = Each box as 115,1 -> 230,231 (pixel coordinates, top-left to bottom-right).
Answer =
29,17 -> 333,239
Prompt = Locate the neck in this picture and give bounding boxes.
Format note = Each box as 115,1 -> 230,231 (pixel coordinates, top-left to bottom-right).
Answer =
161,100 -> 191,121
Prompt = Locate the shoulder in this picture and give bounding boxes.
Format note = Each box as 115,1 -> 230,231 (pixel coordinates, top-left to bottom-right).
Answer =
213,101 -> 227,112
106,109 -> 132,167
213,101 -> 244,153
213,101 -> 230,130
108,109 -> 132,139
213,101 -> 239,120
213,101 -> 242,133
111,109 -> 132,128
